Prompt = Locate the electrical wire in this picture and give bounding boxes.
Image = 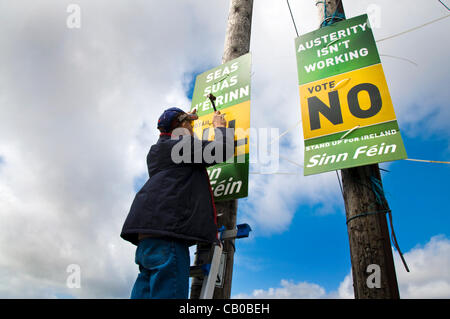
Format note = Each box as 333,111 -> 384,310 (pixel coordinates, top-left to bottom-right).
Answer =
336,170 -> 344,198
376,14 -> 450,43
438,0 -> 450,11
404,158 -> 450,164
269,120 -> 301,146
379,54 -> 418,67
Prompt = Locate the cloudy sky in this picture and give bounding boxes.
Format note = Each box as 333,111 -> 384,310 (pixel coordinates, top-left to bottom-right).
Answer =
0,0 -> 449,298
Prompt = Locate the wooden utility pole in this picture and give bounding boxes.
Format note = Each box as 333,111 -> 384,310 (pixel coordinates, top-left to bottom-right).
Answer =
190,0 -> 253,299
314,0 -> 400,299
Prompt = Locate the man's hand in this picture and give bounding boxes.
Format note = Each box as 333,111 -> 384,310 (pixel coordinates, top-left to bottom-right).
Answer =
212,111 -> 226,128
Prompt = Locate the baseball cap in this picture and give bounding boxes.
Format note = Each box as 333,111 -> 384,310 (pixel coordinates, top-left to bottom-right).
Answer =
157,107 -> 197,133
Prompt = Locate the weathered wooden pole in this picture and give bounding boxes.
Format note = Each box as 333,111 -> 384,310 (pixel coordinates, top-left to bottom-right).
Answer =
190,0 -> 253,299
314,0 -> 400,299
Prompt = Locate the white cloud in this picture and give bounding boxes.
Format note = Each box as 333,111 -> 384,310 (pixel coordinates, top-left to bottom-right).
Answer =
234,279 -> 326,299
336,273 -> 354,299
0,0 -> 227,298
233,235 -> 450,299
396,235 -> 450,298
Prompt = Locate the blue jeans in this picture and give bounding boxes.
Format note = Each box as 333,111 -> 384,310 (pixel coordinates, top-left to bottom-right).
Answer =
130,237 -> 190,299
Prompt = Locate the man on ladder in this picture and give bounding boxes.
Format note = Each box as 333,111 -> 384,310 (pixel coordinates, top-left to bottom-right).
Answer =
120,106 -> 234,299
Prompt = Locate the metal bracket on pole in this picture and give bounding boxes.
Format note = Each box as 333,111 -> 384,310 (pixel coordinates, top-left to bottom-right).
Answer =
219,223 -> 252,240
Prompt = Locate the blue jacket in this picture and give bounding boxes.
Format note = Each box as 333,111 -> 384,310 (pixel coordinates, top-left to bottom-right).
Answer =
120,127 -> 234,246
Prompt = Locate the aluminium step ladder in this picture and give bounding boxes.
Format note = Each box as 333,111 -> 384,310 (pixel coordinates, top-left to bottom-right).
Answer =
189,223 -> 252,299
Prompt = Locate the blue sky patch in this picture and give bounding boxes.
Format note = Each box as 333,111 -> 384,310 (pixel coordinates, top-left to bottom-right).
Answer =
183,66 -> 216,101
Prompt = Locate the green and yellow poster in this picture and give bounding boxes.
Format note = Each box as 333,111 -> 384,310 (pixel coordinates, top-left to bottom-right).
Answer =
295,14 -> 407,175
190,53 -> 251,201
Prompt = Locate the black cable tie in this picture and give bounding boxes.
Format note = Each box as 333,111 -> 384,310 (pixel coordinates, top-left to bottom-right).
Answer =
346,209 -> 390,225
